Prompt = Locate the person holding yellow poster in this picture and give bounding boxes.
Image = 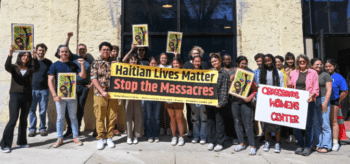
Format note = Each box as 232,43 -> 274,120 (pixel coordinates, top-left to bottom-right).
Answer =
132,24 -> 148,47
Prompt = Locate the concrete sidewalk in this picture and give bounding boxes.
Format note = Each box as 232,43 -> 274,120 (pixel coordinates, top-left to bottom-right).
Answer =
0,126 -> 349,164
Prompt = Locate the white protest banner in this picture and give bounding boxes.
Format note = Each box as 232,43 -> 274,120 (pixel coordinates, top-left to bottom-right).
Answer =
254,84 -> 310,130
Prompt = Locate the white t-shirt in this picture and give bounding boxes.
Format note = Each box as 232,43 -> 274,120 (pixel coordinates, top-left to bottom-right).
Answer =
20,70 -> 27,76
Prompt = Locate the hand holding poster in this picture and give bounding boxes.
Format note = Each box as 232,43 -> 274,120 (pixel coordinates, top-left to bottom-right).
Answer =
229,68 -> 255,98
254,84 -> 309,130
109,63 -> 219,106
166,31 -> 183,54
58,73 -> 76,99
132,24 -> 148,47
12,23 -> 34,52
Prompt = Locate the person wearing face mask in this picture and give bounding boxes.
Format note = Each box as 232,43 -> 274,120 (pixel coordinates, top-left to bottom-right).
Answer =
287,54 -> 319,156
258,54 -> 284,153
324,59 -> 348,151
123,43 -> 149,65
1,46 -> 39,153
310,58 -> 332,153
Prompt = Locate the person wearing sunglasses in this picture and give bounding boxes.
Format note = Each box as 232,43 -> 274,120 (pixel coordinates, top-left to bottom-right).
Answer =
287,54 -> 319,156
123,43 -> 149,66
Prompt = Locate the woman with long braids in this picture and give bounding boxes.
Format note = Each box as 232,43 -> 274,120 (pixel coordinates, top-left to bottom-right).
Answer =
258,54 -> 284,153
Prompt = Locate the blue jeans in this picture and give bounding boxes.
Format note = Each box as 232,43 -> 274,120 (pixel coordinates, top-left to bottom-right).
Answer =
314,96 -> 332,149
191,104 -> 207,140
144,101 -> 161,138
55,99 -> 78,138
294,102 -> 315,148
28,89 -> 49,132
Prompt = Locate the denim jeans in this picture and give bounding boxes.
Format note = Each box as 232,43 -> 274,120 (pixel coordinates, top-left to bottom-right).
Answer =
55,99 -> 78,139
191,104 -> 207,140
314,97 -> 332,149
1,93 -> 32,149
294,102 -> 315,148
144,101 -> 161,138
232,102 -> 255,147
28,89 -> 49,132
66,85 -> 89,133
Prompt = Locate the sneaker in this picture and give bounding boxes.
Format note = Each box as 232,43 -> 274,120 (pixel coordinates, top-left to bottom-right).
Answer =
171,137 -> 177,146
178,137 -> 185,146
74,138 -> 83,146
295,147 -> 304,155
107,138 -> 115,148
114,129 -> 121,136
166,128 -> 171,136
332,143 -> 340,151
232,139 -> 239,145
208,143 -> 214,151
96,139 -> 104,150
53,138 -> 63,148
160,128 -> 165,135
154,137 -> 160,143
40,130 -> 48,136
63,131 -> 72,138
28,131 -> 36,137
127,138 -> 132,145
200,140 -> 206,145
187,131 -> 193,137
192,138 -> 198,144
234,145 -> 246,152
274,143 -> 281,153
133,137 -> 138,144
2,147 -> 11,153
148,138 -> 154,143
16,144 -> 29,148
249,147 -> 257,155
263,141 -> 270,152
302,148 -> 311,156
214,144 -> 223,152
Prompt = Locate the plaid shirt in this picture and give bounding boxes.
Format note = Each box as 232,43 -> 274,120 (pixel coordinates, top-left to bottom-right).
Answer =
216,68 -> 230,107
91,56 -> 113,97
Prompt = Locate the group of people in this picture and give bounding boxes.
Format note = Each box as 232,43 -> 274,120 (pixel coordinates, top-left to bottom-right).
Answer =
1,32 -> 349,157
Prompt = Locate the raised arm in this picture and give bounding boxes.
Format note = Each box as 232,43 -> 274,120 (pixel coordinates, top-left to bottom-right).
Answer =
65,32 -> 73,46
5,45 -> 14,73
77,58 -> 86,79
122,43 -> 136,63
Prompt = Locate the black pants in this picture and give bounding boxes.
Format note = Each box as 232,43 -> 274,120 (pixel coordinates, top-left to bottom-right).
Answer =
223,102 -> 236,138
1,93 -> 32,149
186,103 -> 193,131
207,106 -> 225,145
66,85 -> 89,133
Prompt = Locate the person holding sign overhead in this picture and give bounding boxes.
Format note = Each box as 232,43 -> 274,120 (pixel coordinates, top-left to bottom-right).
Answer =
1,46 -> 39,153
258,54 -> 285,153
324,59 -> 348,151
287,54 -> 319,156
48,45 -> 85,148
230,56 -> 258,155
207,53 -> 230,152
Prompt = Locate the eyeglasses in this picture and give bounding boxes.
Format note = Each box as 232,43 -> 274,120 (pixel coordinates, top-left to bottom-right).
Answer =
298,60 -> 306,64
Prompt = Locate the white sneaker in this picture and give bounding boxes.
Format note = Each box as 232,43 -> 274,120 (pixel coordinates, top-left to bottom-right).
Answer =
178,137 -> 185,146
192,138 -> 198,144
332,143 -> 340,151
97,139 -> 104,150
148,138 -> 153,143
166,128 -> 171,136
200,140 -> 206,145
171,137 -> 177,146
214,144 -> 223,152
208,143 -> 214,151
2,147 -> 11,153
154,137 -> 160,143
263,141 -> 270,152
107,138 -> 115,148
160,128 -> 165,135
133,137 -> 138,144
127,138 -> 132,145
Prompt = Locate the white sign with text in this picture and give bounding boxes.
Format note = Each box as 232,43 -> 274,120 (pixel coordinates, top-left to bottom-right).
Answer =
255,85 -> 310,130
